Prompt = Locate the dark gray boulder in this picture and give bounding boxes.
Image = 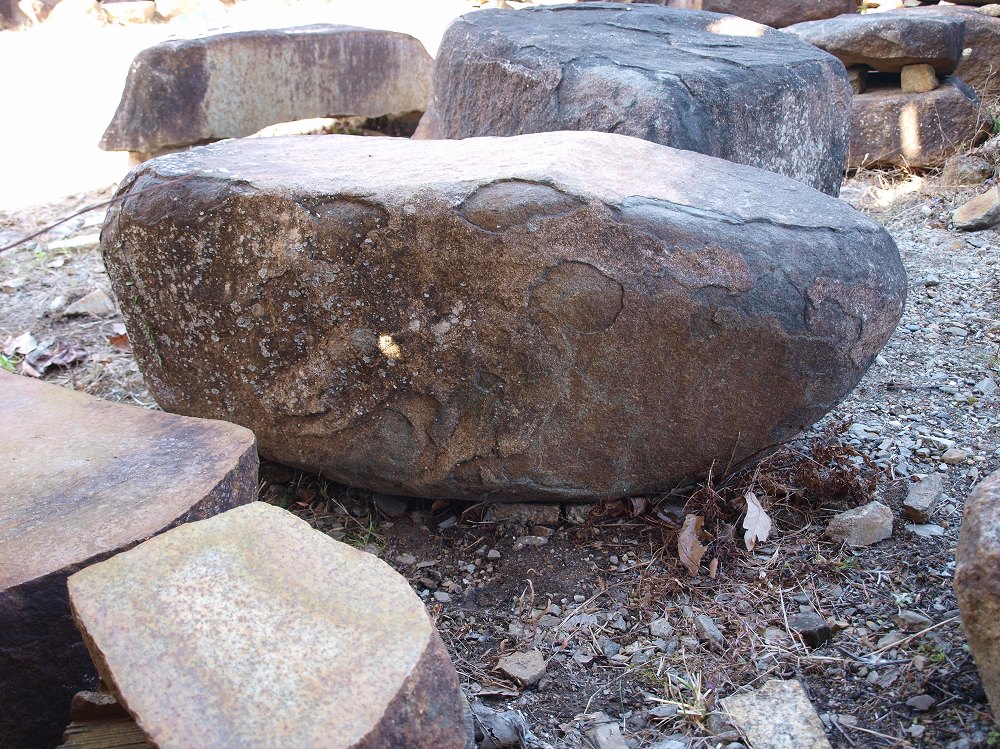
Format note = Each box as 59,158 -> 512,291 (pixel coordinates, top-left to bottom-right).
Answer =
784,13 -> 966,74
414,2 -> 852,197
615,0 -> 858,28
102,132 -> 906,502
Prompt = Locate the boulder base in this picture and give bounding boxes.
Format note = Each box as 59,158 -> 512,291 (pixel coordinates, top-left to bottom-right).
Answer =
0,373 -> 257,749
100,25 -> 433,155
415,2 -> 851,196
955,470 -> 1000,724
68,502 -> 472,749
102,132 -> 906,502
848,78 -> 983,169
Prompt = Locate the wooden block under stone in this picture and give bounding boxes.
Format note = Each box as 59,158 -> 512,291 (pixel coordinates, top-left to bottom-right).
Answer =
0,372 -> 258,749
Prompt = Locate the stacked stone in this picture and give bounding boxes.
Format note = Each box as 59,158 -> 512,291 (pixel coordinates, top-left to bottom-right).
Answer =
786,13 -> 985,168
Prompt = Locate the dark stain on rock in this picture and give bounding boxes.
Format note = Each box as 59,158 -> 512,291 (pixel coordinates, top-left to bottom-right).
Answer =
529,261 -> 623,334
303,197 -> 389,263
457,180 -> 583,232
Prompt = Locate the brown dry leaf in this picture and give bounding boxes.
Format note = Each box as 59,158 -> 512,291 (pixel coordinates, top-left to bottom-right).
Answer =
678,514 -> 706,576
742,490 -> 772,552
108,333 -> 131,351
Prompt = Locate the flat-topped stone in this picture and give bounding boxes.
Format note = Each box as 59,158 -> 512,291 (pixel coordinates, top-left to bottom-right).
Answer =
848,78 -> 982,168
784,13 -> 966,74
414,2 -> 852,196
68,502 -> 472,749
102,132 -> 906,502
0,372 -> 257,749
955,470 -> 1000,725
656,0 -> 857,28
100,25 -> 433,156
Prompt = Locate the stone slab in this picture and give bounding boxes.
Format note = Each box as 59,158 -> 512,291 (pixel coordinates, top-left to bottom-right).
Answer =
613,0 -> 857,27
100,25 -> 433,154
415,2 -> 852,196
102,132 -> 906,502
785,13 -> 966,74
955,470 -> 1000,725
721,679 -> 832,749
848,78 -> 983,169
0,372 -> 257,749
68,502 -> 472,749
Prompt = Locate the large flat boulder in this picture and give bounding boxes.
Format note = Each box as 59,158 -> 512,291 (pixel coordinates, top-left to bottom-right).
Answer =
848,77 -> 983,168
102,132 -> 906,502
67,502 -> 472,749
784,13 -> 966,74
0,373 -> 257,749
100,25 -> 433,157
900,5 -> 1000,101
956,469 -> 1000,725
413,2 -> 852,196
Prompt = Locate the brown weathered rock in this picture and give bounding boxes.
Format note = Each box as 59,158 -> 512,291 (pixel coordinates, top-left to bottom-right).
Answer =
617,0 -> 857,27
901,63 -> 939,93
901,5 -> 1000,101
0,372 -> 257,749
100,25 -> 433,156
848,78 -> 983,169
955,470 -> 1000,725
953,186 -> 1000,230
941,154 -> 996,185
785,13 -> 966,74
102,132 -> 906,502
68,502 -> 472,749
415,3 -> 852,196
825,501 -> 894,546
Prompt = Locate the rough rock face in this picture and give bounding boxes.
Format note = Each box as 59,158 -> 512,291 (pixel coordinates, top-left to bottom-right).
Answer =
902,5 -> 1000,101
100,25 -> 433,156
414,3 -> 852,196
955,470 -> 1000,724
848,78 -> 983,168
102,132 -> 907,502
0,372 -> 257,749
784,13 -> 966,74
68,502 -> 473,749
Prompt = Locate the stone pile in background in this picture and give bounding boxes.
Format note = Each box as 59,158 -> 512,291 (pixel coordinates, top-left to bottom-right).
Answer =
416,3 -> 852,196
0,372 -> 257,749
68,502 -> 473,749
786,12 -> 984,168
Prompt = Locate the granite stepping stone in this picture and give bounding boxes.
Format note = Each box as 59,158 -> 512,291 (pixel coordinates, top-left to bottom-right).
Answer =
414,2 -> 852,196
102,131 -> 906,503
0,372 -> 257,749
100,25 -> 433,161
68,502 -> 472,749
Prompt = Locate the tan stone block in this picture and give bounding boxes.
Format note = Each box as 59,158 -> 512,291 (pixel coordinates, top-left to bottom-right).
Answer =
68,503 -> 472,749
901,63 -> 939,93
0,372 -> 257,749
953,186 -> 1000,231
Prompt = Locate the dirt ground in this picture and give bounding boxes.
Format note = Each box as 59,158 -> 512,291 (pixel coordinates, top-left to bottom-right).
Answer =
2,4 -> 1000,749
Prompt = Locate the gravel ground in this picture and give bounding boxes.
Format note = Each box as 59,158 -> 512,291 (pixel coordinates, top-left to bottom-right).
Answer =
2,146 -> 999,747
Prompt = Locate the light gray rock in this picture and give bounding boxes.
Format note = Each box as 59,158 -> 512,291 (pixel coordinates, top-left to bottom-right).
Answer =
102,132 -> 906,502
904,474 -> 945,523
68,502 -> 472,749
825,501 -> 893,546
497,650 -> 546,687
416,3 -> 852,196
61,289 -> 116,317
100,25 -> 433,156
695,614 -> 725,648
721,679 -> 832,749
